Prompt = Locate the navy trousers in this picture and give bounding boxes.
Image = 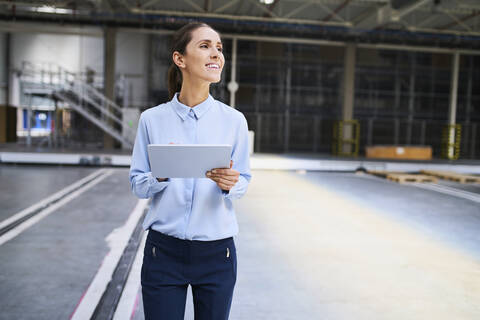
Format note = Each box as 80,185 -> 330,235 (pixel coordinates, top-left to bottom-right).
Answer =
141,229 -> 237,320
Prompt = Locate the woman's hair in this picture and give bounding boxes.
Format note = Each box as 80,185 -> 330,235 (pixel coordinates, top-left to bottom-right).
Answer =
168,22 -> 219,100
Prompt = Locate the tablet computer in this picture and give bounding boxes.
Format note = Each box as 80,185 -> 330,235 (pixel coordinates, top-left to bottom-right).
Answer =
147,144 -> 232,178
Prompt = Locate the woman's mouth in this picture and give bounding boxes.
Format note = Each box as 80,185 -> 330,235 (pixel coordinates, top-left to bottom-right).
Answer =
206,63 -> 220,70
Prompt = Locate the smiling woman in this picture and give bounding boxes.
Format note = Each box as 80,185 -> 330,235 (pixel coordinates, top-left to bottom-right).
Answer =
129,22 -> 251,320
167,23 -> 225,101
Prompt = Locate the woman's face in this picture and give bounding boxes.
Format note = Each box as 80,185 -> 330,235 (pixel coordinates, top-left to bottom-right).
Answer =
177,27 -> 224,84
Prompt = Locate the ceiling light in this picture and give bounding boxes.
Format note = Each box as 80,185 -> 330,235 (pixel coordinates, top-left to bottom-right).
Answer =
259,0 -> 275,5
36,5 -> 72,14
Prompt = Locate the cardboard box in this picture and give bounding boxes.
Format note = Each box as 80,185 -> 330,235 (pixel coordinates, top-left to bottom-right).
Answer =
366,145 -> 432,160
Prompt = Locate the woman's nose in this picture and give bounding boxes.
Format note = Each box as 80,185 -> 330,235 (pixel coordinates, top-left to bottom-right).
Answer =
211,48 -> 220,58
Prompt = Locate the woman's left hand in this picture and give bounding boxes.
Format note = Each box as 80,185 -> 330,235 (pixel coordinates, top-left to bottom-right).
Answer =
206,160 -> 239,191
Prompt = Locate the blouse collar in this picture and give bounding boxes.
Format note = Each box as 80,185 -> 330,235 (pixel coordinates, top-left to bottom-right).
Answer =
172,93 -> 214,121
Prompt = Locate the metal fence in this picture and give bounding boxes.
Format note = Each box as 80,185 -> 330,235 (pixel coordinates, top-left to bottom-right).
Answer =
244,112 -> 478,159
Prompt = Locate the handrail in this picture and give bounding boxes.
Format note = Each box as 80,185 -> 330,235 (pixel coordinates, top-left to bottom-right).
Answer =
20,60 -> 136,146
73,80 -> 123,114
67,81 -> 136,137
54,91 -> 133,148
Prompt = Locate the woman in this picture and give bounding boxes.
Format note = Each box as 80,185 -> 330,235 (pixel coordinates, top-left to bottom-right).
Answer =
129,22 -> 251,320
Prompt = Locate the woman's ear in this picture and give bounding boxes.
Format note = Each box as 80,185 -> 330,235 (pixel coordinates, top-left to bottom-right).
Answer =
172,51 -> 185,69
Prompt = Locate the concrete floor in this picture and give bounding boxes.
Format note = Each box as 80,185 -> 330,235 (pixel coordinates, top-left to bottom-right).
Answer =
0,166 -> 138,320
1,165 -> 479,319
0,165 -> 97,222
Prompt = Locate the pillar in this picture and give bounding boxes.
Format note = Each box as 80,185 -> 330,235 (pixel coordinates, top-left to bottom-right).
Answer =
448,51 -> 460,158
104,27 -> 116,149
341,43 -> 356,153
228,38 -> 238,108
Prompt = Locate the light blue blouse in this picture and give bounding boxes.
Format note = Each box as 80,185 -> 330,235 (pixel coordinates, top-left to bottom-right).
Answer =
129,93 -> 251,241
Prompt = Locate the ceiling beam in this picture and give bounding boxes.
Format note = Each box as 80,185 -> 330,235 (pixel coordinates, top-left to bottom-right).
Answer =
314,0 -> 346,22
415,13 -> 440,28
392,0 -> 431,21
245,0 -> 279,18
182,0 -> 205,13
141,0 -> 162,9
204,0 -> 212,12
116,0 -> 132,11
323,0 -> 352,22
438,10 -> 480,31
263,0 -> 280,18
214,0 -> 239,14
354,0 -> 431,30
129,7 -> 348,26
283,1 -> 313,19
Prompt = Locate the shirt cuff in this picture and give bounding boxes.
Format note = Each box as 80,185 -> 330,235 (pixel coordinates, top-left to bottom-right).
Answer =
222,184 -> 236,199
148,173 -> 170,193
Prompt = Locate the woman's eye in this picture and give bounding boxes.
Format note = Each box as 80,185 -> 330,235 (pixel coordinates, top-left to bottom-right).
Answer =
200,44 -> 208,48
217,47 -> 223,52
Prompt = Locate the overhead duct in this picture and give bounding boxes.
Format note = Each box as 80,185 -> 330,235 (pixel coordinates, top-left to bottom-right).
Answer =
0,5 -> 479,50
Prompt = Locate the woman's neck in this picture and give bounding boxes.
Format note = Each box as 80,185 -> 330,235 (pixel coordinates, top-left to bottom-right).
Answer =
178,78 -> 210,108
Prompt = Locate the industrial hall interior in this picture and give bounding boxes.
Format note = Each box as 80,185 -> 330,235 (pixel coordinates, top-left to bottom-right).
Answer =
0,0 -> 480,319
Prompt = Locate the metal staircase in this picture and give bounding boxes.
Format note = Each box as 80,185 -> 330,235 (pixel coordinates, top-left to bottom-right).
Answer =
20,62 -> 136,148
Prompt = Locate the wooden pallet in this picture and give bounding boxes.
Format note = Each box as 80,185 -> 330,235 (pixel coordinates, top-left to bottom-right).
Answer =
386,173 -> 438,184
367,170 -> 438,184
367,170 -> 398,178
420,170 -> 480,184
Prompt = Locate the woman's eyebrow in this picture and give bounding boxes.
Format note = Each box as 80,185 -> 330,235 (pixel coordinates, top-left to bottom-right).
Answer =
196,39 -> 223,45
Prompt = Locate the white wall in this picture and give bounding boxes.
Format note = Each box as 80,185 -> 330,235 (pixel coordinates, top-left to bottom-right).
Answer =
11,32 -> 103,75
80,35 -> 104,76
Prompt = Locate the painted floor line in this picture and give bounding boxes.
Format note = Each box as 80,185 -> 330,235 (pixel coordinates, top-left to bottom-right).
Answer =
357,173 -> 480,203
113,230 -> 147,320
70,198 -> 149,320
0,168 -> 107,231
0,169 -> 113,247
413,183 -> 480,204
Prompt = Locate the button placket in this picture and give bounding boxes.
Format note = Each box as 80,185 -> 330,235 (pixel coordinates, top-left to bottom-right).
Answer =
183,109 -> 197,239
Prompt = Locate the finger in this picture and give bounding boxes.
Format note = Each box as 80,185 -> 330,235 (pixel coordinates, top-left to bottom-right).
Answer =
209,174 -> 238,183
214,176 -> 235,187
215,176 -> 236,186
230,160 -> 233,169
206,171 -> 236,178
211,169 -> 239,176
218,182 -> 233,190
207,175 -> 218,181
208,176 -> 236,187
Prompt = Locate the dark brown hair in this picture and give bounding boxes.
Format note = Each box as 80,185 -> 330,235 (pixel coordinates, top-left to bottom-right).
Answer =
168,22 -> 219,100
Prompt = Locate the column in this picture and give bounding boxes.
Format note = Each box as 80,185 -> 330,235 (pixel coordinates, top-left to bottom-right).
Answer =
406,52 -> 416,145
104,27 -> 116,149
228,38 -> 239,108
341,43 -> 356,153
448,51 -> 460,158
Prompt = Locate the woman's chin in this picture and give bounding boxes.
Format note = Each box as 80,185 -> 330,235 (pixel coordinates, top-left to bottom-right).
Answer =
203,75 -> 222,84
